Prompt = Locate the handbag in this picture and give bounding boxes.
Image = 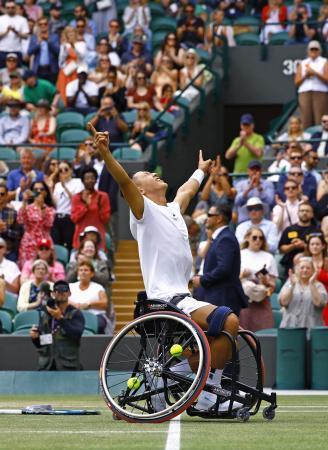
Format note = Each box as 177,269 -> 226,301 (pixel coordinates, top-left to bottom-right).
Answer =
97,0 -> 112,10
63,60 -> 77,76
242,279 -> 268,303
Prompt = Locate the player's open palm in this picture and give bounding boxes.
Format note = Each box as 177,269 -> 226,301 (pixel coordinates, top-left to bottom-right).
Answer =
198,150 -> 212,174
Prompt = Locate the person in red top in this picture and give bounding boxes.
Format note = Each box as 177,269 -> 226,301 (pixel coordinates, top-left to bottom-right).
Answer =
71,167 -> 110,251
261,0 -> 287,44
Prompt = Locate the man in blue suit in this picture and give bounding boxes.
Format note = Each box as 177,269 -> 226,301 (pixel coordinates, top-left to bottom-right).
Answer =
192,204 -> 248,316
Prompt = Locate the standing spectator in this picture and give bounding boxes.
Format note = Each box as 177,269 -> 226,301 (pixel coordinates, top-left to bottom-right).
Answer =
17,259 -> 51,312
287,0 -> 312,19
29,279 -> 85,371
151,55 -> 178,98
127,70 -> 159,110
278,201 -> 320,275
279,257 -> 327,328
71,167 -> 111,252
70,4 -> 97,37
23,70 -> 59,113
295,41 -> 328,129
312,114 -> 328,157
272,179 -> 301,237
177,3 -> 205,48
89,96 -> 128,145
235,197 -> 279,254
277,116 -> 311,145
18,181 -> 55,268
219,0 -> 247,21
0,99 -> 30,145
57,26 -> 86,106
0,53 -> 23,86
75,17 -> 96,69
260,0 -> 287,44
42,157 -> 59,192
66,66 -> 99,115
288,4 -> 318,45
154,32 -> 186,70
0,0 -> 29,68
6,148 -> 43,201
239,226 -> 277,332
27,17 -> 60,85
206,9 -> 235,49
23,0 -> 42,22
0,237 -> 20,293
29,99 -> 56,150
20,238 -> 65,283
0,184 -> 21,262
52,160 -> 84,250
89,54 -> 112,90
48,5 -> 67,37
234,160 -> 275,223
225,113 -> 265,174
123,0 -> 151,35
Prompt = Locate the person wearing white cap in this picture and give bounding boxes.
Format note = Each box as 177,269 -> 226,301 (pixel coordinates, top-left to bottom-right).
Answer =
235,197 -> 279,254
66,65 -> 99,114
295,40 -> 328,128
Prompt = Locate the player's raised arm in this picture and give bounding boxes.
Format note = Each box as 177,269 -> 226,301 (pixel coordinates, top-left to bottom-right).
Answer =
174,150 -> 212,214
87,122 -> 144,219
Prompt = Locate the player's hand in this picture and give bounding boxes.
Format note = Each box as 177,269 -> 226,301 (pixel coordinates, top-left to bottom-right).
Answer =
198,150 -> 212,174
87,122 -> 110,159
192,275 -> 201,288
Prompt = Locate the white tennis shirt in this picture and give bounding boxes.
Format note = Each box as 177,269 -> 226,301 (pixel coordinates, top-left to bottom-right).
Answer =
130,196 -> 192,301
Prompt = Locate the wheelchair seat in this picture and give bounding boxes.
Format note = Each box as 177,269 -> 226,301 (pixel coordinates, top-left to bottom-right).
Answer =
134,291 -> 187,319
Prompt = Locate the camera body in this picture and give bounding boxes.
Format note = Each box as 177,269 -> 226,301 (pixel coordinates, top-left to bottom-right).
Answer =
46,297 -> 57,309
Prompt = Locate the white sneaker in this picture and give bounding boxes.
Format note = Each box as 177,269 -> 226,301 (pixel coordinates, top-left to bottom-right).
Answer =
195,391 -> 218,410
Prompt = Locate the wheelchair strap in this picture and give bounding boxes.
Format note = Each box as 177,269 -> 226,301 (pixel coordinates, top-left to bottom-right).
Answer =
207,306 -> 233,337
169,293 -> 191,307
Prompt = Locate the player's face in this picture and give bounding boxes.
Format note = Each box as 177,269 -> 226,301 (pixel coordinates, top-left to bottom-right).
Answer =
133,171 -> 168,195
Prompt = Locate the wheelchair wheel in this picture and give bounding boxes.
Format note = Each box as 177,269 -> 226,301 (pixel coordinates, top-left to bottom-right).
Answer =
100,311 -> 211,423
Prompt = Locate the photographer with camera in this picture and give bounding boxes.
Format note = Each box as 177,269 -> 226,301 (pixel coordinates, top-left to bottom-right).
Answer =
288,4 -> 318,44
29,280 -> 85,371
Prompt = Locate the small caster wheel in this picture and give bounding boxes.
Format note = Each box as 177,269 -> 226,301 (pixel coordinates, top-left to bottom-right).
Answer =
236,407 -> 250,423
112,412 -> 122,421
263,406 -> 275,421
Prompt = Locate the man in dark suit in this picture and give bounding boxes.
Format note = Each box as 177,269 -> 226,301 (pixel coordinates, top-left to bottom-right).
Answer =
192,204 -> 248,316
312,114 -> 328,156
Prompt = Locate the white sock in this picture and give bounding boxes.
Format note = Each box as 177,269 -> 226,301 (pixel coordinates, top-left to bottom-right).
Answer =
208,369 -> 223,387
170,360 -> 190,374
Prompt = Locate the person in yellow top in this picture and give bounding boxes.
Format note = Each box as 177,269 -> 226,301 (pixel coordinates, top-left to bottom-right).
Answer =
0,71 -> 24,103
225,113 -> 265,174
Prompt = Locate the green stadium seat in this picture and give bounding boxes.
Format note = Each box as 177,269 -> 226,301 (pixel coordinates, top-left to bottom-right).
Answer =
273,309 -> 282,328
149,3 -> 164,18
0,310 -> 12,333
275,278 -> 282,293
49,147 -> 76,161
56,112 -> 85,139
274,253 -> 286,280
31,148 -> 47,159
84,112 -> 97,127
234,16 -> 261,33
235,33 -> 260,46
82,329 -> 94,336
82,311 -> 98,334
13,310 -> 39,331
54,244 -> 69,265
60,129 -> 90,144
269,31 -> 289,45
112,148 -> 142,160
270,293 -> 280,310
0,147 -> 17,160
12,328 -> 31,336
150,17 -> 177,33
255,328 -> 278,336
121,110 -> 137,127
305,125 -> 322,135
2,291 -> 18,317
195,48 -> 212,65
152,31 -> 168,50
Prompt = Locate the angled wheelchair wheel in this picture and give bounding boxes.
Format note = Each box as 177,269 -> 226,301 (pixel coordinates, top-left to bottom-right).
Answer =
100,311 -> 211,423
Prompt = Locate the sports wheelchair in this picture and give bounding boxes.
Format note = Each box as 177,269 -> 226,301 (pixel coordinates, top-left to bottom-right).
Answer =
100,295 -> 277,423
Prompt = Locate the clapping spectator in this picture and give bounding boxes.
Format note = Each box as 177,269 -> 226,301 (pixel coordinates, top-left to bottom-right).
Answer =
151,55 -> 178,98
18,181 -> 55,268
277,116 -> 311,145
95,37 -> 121,68
0,237 -> 20,293
29,99 -> 56,151
0,99 -> 29,145
129,102 -> 161,152
0,184 -> 22,261
101,67 -> 127,112
89,54 -> 112,89
206,9 -> 235,49
225,113 -> 265,174
121,36 -> 152,74
272,179 -> 301,237
123,0 -> 151,35
312,114 -> 328,157
21,238 -> 65,283
127,70 -> 160,110
75,17 -> 96,69
127,24 -> 151,54
42,157 -> 59,192
107,20 -> 125,57
17,259 -> 51,312
23,70 -> 60,114
177,3 -> 205,48
279,257 -> 327,328
179,48 -> 204,101
154,32 -> 185,70
0,71 -> 24,104
260,0 -> 287,44
304,234 -> 328,293
66,66 -> 98,115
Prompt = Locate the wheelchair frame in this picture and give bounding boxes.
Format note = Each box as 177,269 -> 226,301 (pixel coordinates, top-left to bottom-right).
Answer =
100,298 -> 277,423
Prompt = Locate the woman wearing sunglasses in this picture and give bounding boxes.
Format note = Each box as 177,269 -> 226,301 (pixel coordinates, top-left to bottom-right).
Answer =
239,226 -> 278,332
272,179 -> 301,237
17,181 -> 55,268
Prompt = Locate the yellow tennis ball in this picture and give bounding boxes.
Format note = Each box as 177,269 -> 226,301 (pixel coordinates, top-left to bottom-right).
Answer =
170,344 -> 183,357
127,377 -> 141,390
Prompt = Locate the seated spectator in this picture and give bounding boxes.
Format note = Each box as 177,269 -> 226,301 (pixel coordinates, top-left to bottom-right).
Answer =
66,66 -> 99,115
158,83 -> 181,116
277,116 -> 311,145
75,17 -> 96,69
239,226 -> 277,332
52,161 -> 83,251
17,259 -> 51,312
317,168 -> 328,202
219,0 -> 247,21
41,157 -> 59,192
287,4 -> 319,44
312,114 -> 328,157
28,17 -> 60,85
18,181 -> 55,268
57,26 -> 87,106
178,48 -> 204,101
0,71 -> 24,104
287,0 -> 312,19
71,167 -> 110,252
70,4 -> 97,37
95,37 -> 121,68
48,5 -> 67,37
123,0 -> 151,35
302,147 -> 321,184
69,226 -> 108,263
206,9 -> 235,49
23,70 -> 59,114
0,184 -> 21,262
29,99 -> 56,150
260,0 -> 287,44
272,179 -> 301,237
0,237 -> 20,293
278,201 -> 320,276
100,67 -> 127,112
234,160 -> 275,223
127,70 -> 160,110
6,148 -> 44,202
0,99 -> 29,145
21,238 -> 65,284
177,3 -> 205,48
129,102 -> 161,152
29,279 -> 84,371
107,19 -> 125,57
89,54 -> 112,89
154,32 -> 185,70
151,55 -> 178,98
69,260 -> 111,334
304,233 -> 328,293
225,114 -> 265,174
0,53 -> 23,86
66,239 -> 111,289
89,96 -> 128,145
267,146 -> 291,183
235,197 -> 279,254
121,36 -> 153,74
279,257 -> 327,328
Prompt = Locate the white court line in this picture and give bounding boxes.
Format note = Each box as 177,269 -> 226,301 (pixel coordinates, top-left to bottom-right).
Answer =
165,415 -> 181,450
0,430 -> 167,435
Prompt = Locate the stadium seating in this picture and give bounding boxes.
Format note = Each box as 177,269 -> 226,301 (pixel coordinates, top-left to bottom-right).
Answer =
270,293 -> 280,310
2,292 -> 18,317
56,112 -> 85,140
54,245 -> 69,265
60,129 -> 90,144
235,33 -> 260,46
0,310 -> 12,333
0,147 -> 18,161
273,310 -> 282,328
13,311 -> 40,332
49,147 -> 76,161
150,17 -> 177,34
269,31 -> 289,45
112,148 -> 142,161
82,311 -> 98,334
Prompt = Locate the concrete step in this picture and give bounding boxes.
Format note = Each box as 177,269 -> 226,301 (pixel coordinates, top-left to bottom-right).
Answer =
114,281 -> 144,288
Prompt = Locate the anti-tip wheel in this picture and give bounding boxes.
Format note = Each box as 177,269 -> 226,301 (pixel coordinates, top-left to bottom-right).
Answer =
262,406 -> 276,421
236,407 -> 250,423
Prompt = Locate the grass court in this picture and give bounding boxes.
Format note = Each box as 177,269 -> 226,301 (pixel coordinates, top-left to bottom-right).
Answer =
0,395 -> 327,450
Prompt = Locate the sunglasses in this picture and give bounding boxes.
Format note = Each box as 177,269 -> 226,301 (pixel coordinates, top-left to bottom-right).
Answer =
0,192 -> 7,196
137,76 -> 146,80
247,206 -> 263,212
39,246 -> 50,251
34,188 -> 45,193
207,212 -> 220,217
59,167 -> 70,173
290,156 -> 302,160
0,245 -> 5,249
251,235 -> 264,241
186,55 -> 195,59
290,172 -> 303,176
284,185 -> 297,191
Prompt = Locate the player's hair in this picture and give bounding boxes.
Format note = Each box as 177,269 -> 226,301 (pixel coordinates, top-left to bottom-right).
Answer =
212,204 -> 232,224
